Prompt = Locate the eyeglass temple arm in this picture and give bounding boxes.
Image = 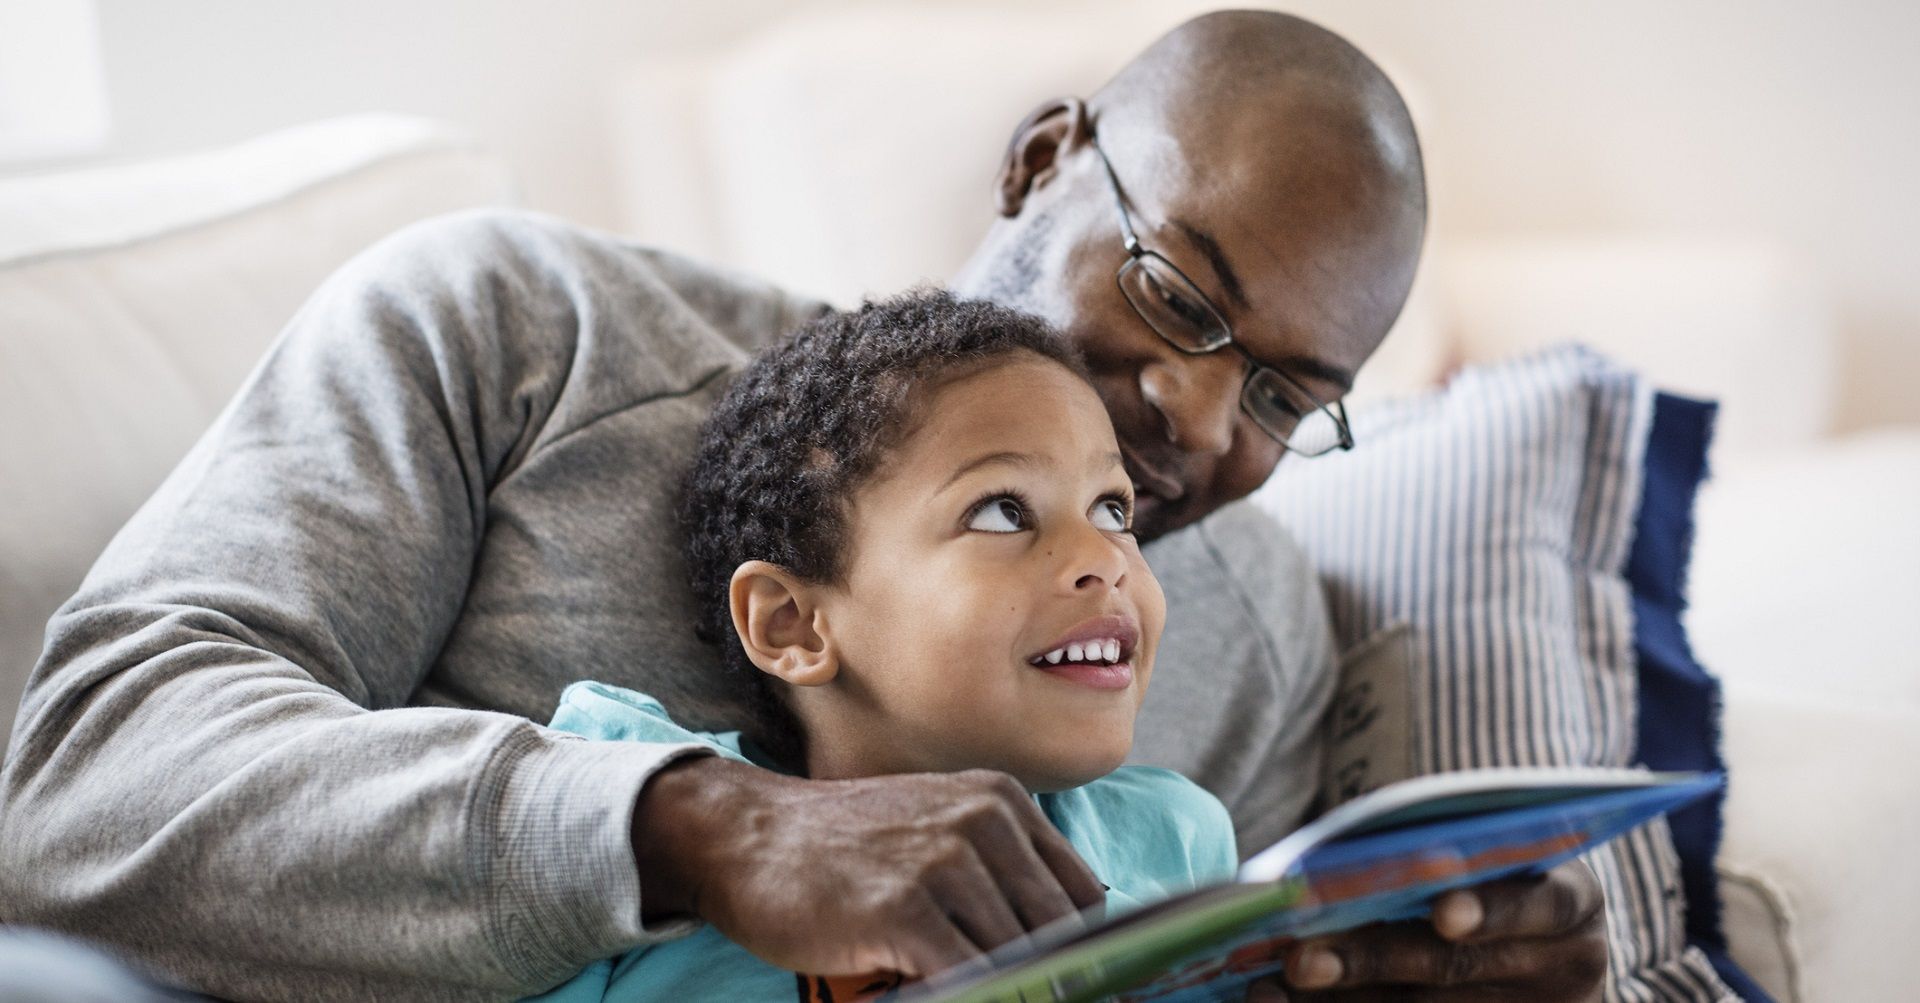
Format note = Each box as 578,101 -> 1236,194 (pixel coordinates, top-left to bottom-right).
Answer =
1090,140 -> 1143,256
1333,400 -> 1355,448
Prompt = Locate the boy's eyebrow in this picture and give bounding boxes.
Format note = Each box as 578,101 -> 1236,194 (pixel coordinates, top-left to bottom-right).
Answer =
940,451 -> 1039,492
939,450 -> 1126,492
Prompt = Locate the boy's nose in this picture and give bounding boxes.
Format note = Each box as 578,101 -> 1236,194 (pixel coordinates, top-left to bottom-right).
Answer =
1061,524 -> 1130,593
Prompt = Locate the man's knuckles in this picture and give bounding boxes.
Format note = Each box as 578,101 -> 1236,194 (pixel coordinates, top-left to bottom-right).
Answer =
1294,926 -> 1514,988
1436,941 -> 1494,986
1473,864 -> 1603,940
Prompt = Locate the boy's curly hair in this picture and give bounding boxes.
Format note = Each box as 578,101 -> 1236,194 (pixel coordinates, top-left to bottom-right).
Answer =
680,288 -> 1089,768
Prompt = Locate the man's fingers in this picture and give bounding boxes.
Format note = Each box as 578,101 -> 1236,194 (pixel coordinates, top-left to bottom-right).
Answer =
975,824 -> 1084,932
1277,982 -> 1603,1003
1030,831 -> 1107,913
926,849 -> 1030,952
953,771 -> 1102,929
1280,866 -> 1609,998
1243,977 -> 1290,1002
1005,793 -> 1107,913
1285,922 -> 1588,990
896,892 -> 989,978
1438,861 -> 1604,942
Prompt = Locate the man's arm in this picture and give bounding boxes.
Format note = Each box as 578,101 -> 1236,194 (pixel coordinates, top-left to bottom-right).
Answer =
0,212 -> 722,1000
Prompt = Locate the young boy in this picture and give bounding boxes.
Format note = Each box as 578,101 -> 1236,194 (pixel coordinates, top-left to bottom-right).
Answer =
530,290 -> 1237,1002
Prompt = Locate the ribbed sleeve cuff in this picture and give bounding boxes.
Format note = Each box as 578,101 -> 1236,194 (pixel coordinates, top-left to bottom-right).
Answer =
473,726 -> 715,987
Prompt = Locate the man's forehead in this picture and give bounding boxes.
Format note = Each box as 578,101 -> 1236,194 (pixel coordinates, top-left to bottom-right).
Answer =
1153,124 -> 1413,382
1135,202 -> 1376,392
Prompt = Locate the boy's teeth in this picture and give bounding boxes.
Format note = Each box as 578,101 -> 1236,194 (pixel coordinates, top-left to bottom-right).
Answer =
1032,639 -> 1127,667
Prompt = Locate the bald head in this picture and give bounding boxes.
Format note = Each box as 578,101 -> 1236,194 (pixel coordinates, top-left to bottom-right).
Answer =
1090,11 -> 1426,322
1096,12 -> 1418,146
953,11 -> 1427,538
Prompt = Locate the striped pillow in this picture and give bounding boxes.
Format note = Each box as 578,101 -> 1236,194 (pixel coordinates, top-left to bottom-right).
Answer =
1250,345 -> 1736,1002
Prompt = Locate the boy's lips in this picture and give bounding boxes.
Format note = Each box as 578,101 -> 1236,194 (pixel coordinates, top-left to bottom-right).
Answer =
1026,614 -> 1140,691
1036,660 -> 1134,690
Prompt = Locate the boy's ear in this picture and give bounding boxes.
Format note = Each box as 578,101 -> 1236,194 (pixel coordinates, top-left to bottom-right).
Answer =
729,561 -> 839,687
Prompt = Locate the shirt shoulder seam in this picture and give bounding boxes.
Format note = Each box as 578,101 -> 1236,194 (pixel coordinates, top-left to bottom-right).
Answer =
535,362 -> 735,455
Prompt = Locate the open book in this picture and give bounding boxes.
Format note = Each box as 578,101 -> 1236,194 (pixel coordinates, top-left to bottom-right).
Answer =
900,767 -> 1722,1003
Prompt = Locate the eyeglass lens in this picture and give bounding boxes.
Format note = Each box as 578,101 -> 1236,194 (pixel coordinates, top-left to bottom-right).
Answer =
1120,255 -> 1346,455
1242,370 -> 1344,455
1117,255 -> 1231,352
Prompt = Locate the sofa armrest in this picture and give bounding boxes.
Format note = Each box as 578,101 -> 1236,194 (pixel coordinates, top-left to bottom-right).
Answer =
1718,678 -> 1920,1002
0,115 -> 518,757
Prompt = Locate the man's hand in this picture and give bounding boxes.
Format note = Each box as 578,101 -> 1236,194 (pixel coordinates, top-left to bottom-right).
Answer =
1250,860 -> 1608,1002
632,756 -> 1106,979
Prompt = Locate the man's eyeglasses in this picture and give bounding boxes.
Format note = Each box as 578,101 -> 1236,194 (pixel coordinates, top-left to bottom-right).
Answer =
1090,136 -> 1354,457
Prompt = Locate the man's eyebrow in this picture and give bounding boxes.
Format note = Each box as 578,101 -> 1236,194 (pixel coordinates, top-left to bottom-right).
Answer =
940,450 -> 1039,492
1273,354 -> 1355,394
1165,219 -> 1353,393
1170,219 -> 1249,312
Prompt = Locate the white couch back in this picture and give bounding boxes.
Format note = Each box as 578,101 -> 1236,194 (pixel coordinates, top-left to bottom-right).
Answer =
0,115 -> 517,756
608,3 -> 1842,458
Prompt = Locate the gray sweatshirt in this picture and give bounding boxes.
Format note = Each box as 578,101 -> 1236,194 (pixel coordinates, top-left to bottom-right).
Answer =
0,211 -> 1333,1002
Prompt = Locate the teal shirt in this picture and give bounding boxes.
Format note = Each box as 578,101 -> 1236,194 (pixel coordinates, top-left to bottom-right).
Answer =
528,682 -> 1239,1002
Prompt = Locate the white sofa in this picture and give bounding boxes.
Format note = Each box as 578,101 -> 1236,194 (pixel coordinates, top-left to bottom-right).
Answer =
1,86 -> 1912,1003
0,115 -> 517,744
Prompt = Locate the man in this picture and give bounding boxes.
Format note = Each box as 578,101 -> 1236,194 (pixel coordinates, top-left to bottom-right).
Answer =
0,12 -> 1610,1002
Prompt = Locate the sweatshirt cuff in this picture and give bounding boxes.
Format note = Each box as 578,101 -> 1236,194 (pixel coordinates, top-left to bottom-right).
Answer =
475,726 -> 715,986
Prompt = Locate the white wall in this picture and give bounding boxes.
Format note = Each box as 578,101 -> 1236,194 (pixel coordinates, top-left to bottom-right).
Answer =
1273,0 -> 1920,431
38,0 -> 1920,429
78,0 -> 825,227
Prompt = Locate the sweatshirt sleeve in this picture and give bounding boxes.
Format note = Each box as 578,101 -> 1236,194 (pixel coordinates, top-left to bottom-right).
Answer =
0,212 -> 729,1002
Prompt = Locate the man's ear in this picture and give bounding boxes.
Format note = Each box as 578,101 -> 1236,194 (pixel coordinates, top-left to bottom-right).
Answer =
729,561 -> 839,687
994,97 -> 1092,218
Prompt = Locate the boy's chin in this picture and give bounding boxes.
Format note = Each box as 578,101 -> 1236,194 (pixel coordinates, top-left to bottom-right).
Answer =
1012,749 -> 1132,794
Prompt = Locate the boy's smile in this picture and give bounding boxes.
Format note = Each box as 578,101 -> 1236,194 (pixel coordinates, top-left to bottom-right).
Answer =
785,352 -> 1167,793
1024,611 -> 1139,691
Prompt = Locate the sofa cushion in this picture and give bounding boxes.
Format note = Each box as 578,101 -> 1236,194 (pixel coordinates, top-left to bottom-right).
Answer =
1251,344 -> 1736,1000
0,115 -> 517,756
1626,392 -> 1777,1000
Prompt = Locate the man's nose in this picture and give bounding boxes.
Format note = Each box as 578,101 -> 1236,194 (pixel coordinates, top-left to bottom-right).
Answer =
1138,351 -> 1241,457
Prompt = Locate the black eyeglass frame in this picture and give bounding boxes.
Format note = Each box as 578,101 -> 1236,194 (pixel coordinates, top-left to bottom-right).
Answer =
1089,136 -> 1355,457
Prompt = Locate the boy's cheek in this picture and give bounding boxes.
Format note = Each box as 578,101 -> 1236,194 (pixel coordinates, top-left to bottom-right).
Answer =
1132,558 -> 1168,650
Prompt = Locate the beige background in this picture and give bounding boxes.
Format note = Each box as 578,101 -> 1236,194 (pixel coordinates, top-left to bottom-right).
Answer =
23,0 -> 1916,430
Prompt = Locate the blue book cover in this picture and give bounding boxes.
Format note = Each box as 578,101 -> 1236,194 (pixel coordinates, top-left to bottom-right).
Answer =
899,767 -> 1723,1003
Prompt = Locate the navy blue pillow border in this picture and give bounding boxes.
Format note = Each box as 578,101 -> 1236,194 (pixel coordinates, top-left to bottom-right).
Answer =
1627,392 -> 1770,1002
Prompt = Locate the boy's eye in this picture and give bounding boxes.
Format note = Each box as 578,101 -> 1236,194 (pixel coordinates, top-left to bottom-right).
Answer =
1091,498 -> 1130,532
967,497 -> 1029,533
